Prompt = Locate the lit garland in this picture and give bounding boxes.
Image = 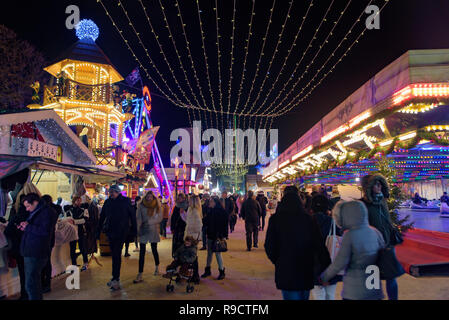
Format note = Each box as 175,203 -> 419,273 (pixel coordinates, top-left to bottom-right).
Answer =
98,0 -> 183,109
277,0 -> 390,115
262,0 -> 339,117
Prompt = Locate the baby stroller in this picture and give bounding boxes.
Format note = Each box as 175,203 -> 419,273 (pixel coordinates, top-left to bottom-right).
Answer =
165,263 -> 195,293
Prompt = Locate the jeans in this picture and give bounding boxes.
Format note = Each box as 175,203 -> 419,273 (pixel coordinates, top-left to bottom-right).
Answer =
245,222 -> 258,249
259,214 -> 266,230
24,257 -> 48,300
281,290 -> 310,300
15,254 -> 27,299
311,284 -> 337,300
109,239 -> 124,281
201,226 -> 207,248
138,243 -> 160,273
160,218 -> 168,237
206,239 -> 224,270
386,278 -> 398,300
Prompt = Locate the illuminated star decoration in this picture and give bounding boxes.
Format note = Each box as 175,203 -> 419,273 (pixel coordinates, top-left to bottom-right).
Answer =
76,19 -> 100,42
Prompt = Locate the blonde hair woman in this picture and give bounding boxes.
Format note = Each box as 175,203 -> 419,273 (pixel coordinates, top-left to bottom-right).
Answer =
183,194 -> 203,283
134,191 -> 163,283
184,194 -> 203,240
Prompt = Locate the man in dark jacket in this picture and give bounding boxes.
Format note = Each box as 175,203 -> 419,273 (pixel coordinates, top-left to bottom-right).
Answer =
264,188 -> 330,300
220,191 -> 235,221
4,194 -> 29,300
20,193 -> 55,300
200,193 -> 210,250
240,190 -> 262,251
98,185 -> 136,291
40,195 -> 60,293
256,191 -> 268,231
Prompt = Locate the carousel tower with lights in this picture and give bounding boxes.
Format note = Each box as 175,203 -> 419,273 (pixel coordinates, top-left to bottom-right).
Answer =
29,19 -> 134,166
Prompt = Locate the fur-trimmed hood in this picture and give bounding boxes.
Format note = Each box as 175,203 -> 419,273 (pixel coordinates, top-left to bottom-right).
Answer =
332,200 -> 369,231
361,174 -> 389,203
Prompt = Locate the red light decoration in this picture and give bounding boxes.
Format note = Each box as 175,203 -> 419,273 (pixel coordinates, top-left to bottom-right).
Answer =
142,86 -> 152,112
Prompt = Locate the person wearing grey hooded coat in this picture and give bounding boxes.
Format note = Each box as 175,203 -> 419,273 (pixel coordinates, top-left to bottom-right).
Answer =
320,200 -> 385,300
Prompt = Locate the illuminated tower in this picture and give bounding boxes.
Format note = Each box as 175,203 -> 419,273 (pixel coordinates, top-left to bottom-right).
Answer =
29,20 -> 133,165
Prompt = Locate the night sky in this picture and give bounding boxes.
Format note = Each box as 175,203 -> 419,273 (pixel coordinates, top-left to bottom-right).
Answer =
2,0 -> 449,166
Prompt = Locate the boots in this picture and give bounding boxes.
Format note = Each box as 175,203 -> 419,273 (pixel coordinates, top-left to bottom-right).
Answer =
201,266 -> 211,278
133,273 -> 143,284
217,268 -> 225,280
154,265 -> 160,276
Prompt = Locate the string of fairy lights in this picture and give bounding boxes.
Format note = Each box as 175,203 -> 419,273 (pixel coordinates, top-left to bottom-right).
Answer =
275,0 -> 389,117
97,0 -> 390,175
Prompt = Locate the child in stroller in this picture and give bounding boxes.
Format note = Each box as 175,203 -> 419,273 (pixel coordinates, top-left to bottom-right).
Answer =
163,235 -> 198,293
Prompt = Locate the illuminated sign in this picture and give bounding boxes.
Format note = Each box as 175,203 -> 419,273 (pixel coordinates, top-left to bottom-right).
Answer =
142,86 -> 152,112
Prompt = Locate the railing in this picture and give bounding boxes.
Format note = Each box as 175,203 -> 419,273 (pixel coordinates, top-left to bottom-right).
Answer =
43,79 -> 113,105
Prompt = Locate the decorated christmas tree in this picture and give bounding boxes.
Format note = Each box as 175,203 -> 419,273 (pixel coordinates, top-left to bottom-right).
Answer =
375,155 -> 414,233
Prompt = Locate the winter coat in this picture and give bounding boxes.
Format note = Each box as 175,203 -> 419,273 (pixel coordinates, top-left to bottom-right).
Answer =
66,205 -> 86,241
204,206 -> 228,240
4,206 -> 29,256
264,195 -> 330,291
20,201 -> 56,259
184,207 -> 203,241
136,203 -> 163,244
85,202 -> 99,254
240,198 -> 261,225
220,197 -> 235,216
361,174 -> 393,247
98,194 -> 137,241
321,200 -> 385,300
256,195 -> 268,216
174,243 -> 197,264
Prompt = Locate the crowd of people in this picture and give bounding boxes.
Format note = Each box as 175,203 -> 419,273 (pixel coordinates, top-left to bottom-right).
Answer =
265,174 -> 405,300
0,171 -> 406,300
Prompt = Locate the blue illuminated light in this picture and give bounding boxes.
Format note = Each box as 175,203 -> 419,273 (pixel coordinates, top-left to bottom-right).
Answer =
76,19 -> 100,42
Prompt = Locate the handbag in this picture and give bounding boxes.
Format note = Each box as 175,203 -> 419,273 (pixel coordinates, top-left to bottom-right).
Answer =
390,226 -> 404,246
376,246 -> 405,280
325,219 -> 344,275
211,238 -> 228,253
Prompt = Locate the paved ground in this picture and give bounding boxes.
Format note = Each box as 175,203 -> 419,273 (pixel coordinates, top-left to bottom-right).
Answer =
30,219 -> 449,300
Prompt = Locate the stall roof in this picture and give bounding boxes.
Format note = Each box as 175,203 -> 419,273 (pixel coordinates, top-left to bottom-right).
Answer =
267,49 -> 449,175
0,109 -> 97,165
0,154 -> 125,181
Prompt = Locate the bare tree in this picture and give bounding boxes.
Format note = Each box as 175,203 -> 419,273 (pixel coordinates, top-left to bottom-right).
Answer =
0,25 -> 47,109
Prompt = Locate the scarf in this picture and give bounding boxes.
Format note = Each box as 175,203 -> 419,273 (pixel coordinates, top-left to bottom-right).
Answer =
142,198 -> 157,217
373,192 -> 384,204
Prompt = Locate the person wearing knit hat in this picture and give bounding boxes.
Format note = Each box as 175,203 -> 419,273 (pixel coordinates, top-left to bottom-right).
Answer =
98,184 -> 136,291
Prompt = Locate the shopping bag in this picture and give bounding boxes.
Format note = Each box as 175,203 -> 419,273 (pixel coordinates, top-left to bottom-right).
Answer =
325,219 -> 344,275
